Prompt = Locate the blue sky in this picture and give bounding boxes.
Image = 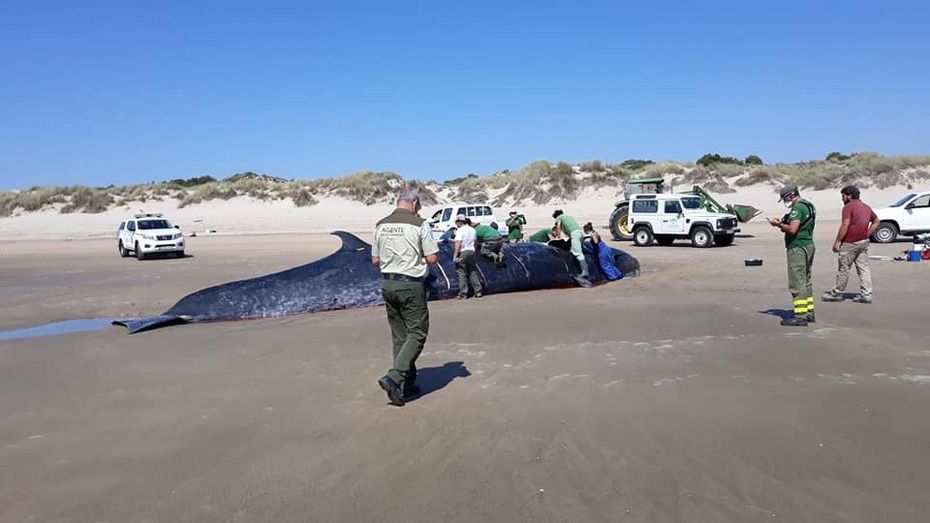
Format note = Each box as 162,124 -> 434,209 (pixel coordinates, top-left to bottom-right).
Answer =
1,0 -> 928,189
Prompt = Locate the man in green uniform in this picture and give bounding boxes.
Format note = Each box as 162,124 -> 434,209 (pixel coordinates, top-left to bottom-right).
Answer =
528,227 -> 554,243
769,184 -> 816,326
552,209 -> 591,287
475,222 -> 505,265
506,211 -> 526,242
373,187 -> 439,406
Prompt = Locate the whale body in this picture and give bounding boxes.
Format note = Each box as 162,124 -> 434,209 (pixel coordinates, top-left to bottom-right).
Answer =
114,231 -> 639,333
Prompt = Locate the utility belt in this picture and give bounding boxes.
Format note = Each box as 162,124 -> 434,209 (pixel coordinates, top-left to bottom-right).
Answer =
382,273 -> 424,283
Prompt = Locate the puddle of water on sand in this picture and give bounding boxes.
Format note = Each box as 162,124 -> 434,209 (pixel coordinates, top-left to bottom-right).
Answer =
0,318 -> 119,342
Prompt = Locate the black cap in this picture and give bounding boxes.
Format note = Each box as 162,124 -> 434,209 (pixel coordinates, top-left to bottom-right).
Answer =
779,184 -> 799,201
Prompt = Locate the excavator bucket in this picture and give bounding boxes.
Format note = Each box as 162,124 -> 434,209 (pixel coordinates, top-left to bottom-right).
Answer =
728,204 -> 762,223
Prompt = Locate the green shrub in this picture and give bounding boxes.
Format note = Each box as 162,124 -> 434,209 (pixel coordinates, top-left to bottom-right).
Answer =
620,159 -> 654,171
445,173 -> 478,185
744,155 -> 763,165
825,152 -> 850,162
696,153 -> 742,167
167,175 -> 217,187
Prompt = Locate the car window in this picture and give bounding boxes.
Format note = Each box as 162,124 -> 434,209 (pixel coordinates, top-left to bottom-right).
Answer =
632,199 -> 658,213
910,195 -> 930,208
890,194 -> 916,207
430,210 -> 442,221
665,201 -> 682,214
467,206 -> 476,217
118,222 -> 125,231
138,219 -> 171,230
442,208 -> 452,221
482,206 -> 492,216
456,207 -> 465,218
127,221 -> 136,231
681,197 -> 703,210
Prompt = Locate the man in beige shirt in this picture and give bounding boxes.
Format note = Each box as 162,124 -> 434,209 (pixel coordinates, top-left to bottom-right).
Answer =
372,186 -> 439,406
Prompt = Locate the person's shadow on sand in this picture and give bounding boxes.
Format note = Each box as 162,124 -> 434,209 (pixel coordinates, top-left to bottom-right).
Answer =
406,361 -> 471,402
759,308 -> 793,321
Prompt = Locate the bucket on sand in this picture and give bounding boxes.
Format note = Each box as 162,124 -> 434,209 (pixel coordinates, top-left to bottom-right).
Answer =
907,250 -> 922,262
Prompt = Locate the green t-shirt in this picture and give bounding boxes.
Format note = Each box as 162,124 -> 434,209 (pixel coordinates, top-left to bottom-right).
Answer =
528,228 -> 551,243
475,224 -> 502,240
506,216 -> 525,239
554,214 -> 580,234
784,199 -> 815,248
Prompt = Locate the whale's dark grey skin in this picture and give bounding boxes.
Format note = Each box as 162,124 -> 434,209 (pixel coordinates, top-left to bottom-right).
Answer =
114,231 -> 639,334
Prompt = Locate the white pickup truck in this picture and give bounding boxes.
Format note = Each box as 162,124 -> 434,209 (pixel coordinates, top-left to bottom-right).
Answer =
872,190 -> 930,243
117,213 -> 186,260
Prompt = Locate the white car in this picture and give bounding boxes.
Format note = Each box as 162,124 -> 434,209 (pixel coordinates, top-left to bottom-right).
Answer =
628,193 -> 738,247
872,190 -> 930,243
427,203 -> 509,240
117,213 -> 186,259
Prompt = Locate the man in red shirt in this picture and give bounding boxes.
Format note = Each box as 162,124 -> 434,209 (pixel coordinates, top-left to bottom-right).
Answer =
822,185 -> 879,304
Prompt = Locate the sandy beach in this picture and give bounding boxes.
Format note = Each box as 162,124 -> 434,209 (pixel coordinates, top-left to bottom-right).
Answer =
2,215 -> 929,522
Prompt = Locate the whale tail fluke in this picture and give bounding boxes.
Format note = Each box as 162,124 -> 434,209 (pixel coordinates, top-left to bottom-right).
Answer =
113,315 -> 186,334
332,231 -> 371,253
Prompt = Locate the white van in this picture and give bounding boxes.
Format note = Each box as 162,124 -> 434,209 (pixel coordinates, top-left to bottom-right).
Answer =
427,203 -> 509,240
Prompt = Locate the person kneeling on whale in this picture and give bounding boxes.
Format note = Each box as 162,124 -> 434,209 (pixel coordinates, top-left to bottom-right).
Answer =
583,222 -> 623,281
474,222 -> 505,266
552,209 -> 592,288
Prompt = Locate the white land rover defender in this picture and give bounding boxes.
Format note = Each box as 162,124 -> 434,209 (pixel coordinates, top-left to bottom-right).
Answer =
117,213 -> 186,260
427,203 -> 509,240
628,193 -> 738,248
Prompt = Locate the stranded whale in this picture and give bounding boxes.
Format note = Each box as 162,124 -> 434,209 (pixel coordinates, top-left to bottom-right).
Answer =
114,231 -> 639,333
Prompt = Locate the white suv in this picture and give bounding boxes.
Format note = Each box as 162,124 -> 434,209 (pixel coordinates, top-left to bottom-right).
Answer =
427,203 -> 509,240
118,213 -> 186,260
871,190 -> 930,243
628,194 -> 738,248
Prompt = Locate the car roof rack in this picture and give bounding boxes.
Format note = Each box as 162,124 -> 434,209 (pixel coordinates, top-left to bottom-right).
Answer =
133,213 -> 164,219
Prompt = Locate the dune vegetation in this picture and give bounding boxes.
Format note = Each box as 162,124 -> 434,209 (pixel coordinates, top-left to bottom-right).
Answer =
2,152 -> 929,217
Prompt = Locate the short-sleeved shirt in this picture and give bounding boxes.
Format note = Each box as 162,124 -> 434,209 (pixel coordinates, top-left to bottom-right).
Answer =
455,224 -> 476,252
842,199 -> 877,243
528,228 -> 552,243
475,224 -> 502,240
784,199 -> 815,249
554,214 -> 580,235
374,208 -> 439,278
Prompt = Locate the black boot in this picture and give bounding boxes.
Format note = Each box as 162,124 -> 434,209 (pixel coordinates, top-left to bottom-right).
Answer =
378,376 -> 405,406
781,316 -> 808,327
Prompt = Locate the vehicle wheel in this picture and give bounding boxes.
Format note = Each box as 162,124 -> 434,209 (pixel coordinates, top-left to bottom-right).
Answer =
714,234 -> 734,247
633,227 -> 654,247
135,242 -> 145,260
118,241 -> 129,257
690,226 -> 713,248
608,204 -> 632,241
656,237 -> 675,246
872,222 -> 898,243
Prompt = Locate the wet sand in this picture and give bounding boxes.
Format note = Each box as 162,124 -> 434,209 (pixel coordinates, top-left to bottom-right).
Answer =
1,222 -> 929,522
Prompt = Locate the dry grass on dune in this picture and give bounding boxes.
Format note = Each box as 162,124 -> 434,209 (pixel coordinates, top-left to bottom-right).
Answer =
2,153 -> 929,216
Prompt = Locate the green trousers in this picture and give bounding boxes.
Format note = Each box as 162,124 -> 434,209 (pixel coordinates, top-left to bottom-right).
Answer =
382,279 -> 430,388
787,244 -> 815,319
